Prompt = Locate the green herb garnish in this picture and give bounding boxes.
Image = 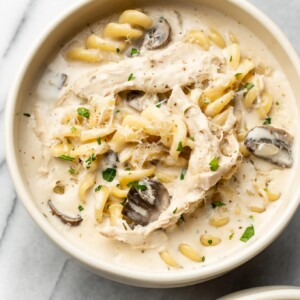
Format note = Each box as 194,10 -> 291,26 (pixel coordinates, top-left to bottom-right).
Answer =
229,55 -> 233,62
128,73 -> 136,81
203,98 -> 210,105
77,107 -> 90,119
176,141 -> 183,152
68,167 -> 77,174
125,167 -> 131,171
23,113 -> 31,117
116,48 -> 120,53
189,136 -> 195,141
209,157 -> 219,171
173,207 -> 178,214
120,200 -> 126,206
263,117 -> 271,125
235,73 -> 242,78
229,232 -> 234,240
95,185 -> 102,192
245,83 -> 255,91
58,155 -> 75,161
179,214 -> 185,222
102,168 -> 117,182
97,137 -> 101,145
130,48 -> 140,56
240,225 -> 255,242
211,201 -> 226,208
276,101 -> 280,106
127,181 -> 147,191
78,205 -> 84,212
180,171 -> 186,180
208,240 -> 213,245
71,126 -> 77,132
202,256 -> 205,262
85,154 -> 96,168
156,103 -> 161,108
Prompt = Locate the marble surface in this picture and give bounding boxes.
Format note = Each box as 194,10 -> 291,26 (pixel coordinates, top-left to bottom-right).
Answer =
1,0 -> 299,299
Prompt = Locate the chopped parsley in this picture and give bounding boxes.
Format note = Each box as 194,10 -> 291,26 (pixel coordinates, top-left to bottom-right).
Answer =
235,73 -> 242,78
95,185 -> 102,192
116,47 -> 120,53
176,141 -> 183,152
276,101 -> 280,106
263,117 -> 272,125
245,83 -> 255,91
85,154 -> 96,168
249,215 -> 254,220
68,167 -> 77,174
78,205 -> 84,212
125,167 -> 131,171
120,200 -> 126,206
263,187 -> 269,192
202,256 -> 205,262
156,103 -> 161,108
180,170 -> 186,180
23,113 -> 31,117
208,240 -> 213,245
130,48 -> 140,56
209,157 -> 219,171
77,107 -> 90,119
211,201 -> 226,208
115,109 -> 121,114
128,73 -> 136,81
189,136 -> 195,141
229,232 -> 234,240
173,207 -> 178,214
102,168 -> 117,182
127,181 -> 147,191
71,126 -> 77,133
58,155 -> 74,161
229,55 -> 233,62
179,214 -> 185,222
240,225 -> 255,242
203,98 -> 210,105
97,137 -> 101,145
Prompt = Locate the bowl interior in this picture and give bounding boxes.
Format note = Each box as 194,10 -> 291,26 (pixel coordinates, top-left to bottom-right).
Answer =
6,0 -> 300,287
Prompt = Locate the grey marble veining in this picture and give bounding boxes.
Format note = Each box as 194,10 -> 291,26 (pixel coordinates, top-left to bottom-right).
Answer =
0,0 -> 299,299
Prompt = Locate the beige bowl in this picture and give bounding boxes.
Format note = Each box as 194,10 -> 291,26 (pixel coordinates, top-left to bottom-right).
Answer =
218,286 -> 300,300
5,0 -> 300,288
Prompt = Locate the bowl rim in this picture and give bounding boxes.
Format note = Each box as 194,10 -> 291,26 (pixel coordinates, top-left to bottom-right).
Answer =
218,285 -> 300,300
5,0 -> 300,287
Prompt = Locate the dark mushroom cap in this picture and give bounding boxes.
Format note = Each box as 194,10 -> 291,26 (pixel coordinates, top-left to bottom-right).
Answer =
144,17 -> 171,50
122,178 -> 170,226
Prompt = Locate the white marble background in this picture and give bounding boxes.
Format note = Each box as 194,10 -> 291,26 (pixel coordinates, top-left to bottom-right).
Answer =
0,0 -> 299,299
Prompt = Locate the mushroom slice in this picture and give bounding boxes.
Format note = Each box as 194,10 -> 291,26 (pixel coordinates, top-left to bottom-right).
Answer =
122,178 -> 170,226
126,90 -> 145,111
244,125 -> 293,168
48,200 -> 83,226
144,17 -> 171,50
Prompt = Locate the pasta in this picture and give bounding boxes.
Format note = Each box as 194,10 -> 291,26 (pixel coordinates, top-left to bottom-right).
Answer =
79,173 -> 96,202
178,244 -> 204,262
159,251 -> 181,268
200,235 -> 221,246
94,186 -> 110,222
119,10 -> 153,29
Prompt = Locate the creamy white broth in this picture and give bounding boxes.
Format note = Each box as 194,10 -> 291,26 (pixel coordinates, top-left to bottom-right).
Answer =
19,3 -> 297,271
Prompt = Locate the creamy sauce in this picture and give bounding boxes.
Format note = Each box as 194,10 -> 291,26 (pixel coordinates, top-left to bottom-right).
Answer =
19,3 -> 298,271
